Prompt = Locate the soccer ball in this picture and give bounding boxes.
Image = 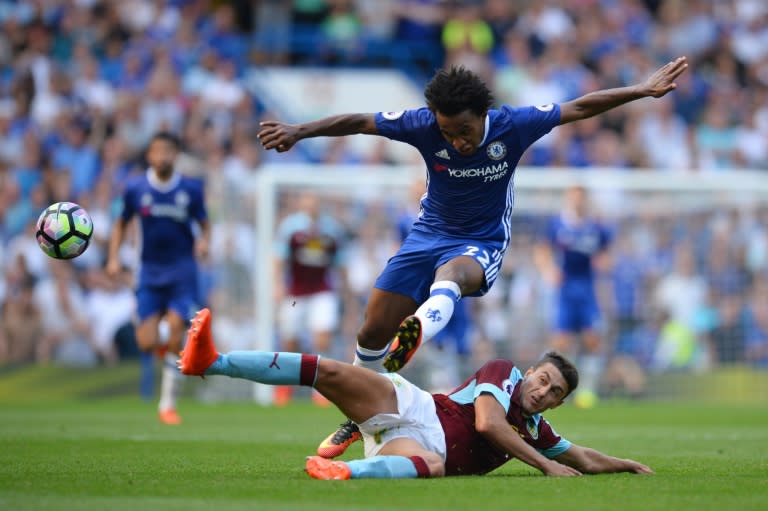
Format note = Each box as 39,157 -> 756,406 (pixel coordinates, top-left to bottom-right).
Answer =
35,202 -> 94,259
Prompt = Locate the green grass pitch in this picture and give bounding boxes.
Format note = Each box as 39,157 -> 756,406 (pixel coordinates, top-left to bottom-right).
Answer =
1,367 -> 767,511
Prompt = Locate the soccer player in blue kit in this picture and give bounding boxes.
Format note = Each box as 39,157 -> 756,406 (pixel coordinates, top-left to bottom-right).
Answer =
106,132 -> 211,425
534,185 -> 612,409
257,56 -> 689,456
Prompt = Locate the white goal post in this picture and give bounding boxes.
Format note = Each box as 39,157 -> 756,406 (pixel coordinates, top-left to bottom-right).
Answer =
250,164 -> 768,404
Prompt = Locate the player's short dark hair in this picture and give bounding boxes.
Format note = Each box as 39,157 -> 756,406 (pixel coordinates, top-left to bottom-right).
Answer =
150,131 -> 181,150
535,351 -> 579,396
424,66 -> 494,117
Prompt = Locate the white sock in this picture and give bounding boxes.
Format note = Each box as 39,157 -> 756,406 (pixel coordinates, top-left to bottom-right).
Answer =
414,281 -> 461,345
353,345 -> 388,373
159,352 -> 183,412
578,354 -> 604,395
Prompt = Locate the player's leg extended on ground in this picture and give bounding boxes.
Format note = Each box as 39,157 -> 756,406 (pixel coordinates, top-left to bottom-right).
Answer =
185,309 -> 399,423
307,438 -> 443,480
354,289 -> 418,371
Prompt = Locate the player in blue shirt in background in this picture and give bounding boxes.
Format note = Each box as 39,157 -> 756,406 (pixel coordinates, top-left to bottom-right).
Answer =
257,57 -> 688,457
534,186 -> 612,409
106,132 -> 211,425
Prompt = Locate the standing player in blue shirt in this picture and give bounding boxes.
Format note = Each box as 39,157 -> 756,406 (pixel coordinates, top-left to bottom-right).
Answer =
106,132 -> 210,425
257,57 -> 688,456
534,186 -> 612,409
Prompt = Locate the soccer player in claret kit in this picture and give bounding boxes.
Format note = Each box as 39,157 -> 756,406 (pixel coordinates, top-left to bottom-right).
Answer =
257,57 -> 689,456
273,192 -> 347,405
106,131 -> 211,425
179,308 -> 652,479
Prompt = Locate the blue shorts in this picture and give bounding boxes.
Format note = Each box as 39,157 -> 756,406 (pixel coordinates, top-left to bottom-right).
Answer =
374,229 -> 506,304
136,278 -> 200,323
554,281 -> 600,333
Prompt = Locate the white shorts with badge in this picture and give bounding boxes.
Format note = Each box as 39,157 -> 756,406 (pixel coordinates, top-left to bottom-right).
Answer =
358,373 -> 447,460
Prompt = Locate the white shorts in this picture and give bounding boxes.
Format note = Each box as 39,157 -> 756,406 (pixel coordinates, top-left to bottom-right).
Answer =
278,291 -> 339,340
358,373 -> 447,460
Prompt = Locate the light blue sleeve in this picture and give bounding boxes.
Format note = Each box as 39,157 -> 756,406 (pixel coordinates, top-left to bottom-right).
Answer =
539,438 -> 572,459
475,383 -> 512,413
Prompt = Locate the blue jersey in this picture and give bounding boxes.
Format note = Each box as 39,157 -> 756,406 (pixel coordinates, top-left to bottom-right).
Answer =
546,214 -> 611,283
375,105 -> 561,245
120,170 -> 207,287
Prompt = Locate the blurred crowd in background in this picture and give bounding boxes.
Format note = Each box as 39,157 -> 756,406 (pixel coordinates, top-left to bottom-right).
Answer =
1,0 -> 767,397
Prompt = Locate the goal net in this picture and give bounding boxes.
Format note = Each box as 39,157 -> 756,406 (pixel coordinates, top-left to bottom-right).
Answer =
204,164 -> 768,404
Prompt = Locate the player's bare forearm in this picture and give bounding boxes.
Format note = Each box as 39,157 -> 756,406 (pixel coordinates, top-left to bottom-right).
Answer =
559,86 -> 645,124
555,445 -> 653,474
105,220 -> 128,276
559,56 -> 688,124
258,114 -> 377,152
196,219 -> 211,260
298,113 -> 377,137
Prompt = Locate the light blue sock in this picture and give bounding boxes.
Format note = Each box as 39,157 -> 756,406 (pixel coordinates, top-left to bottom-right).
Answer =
205,352 -> 318,386
347,456 -> 420,479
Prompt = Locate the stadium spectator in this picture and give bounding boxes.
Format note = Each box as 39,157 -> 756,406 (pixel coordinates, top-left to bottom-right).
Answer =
744,275 -> 768,367
708,292 -> 747,365
0,273 -> 43,364
180,308 -> 653,479
34,258 -> 94,366
83,265 -> 136,365
273,191 -> 348,406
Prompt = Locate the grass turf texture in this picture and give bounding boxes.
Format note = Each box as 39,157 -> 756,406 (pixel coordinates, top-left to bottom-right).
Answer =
1,367 -> 767,511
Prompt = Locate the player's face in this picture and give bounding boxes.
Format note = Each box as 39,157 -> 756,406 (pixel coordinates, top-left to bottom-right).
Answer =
566,187 -> 588,216
520,363 -> 569,415
434,109 -> 486,156
147,139 -> 177,176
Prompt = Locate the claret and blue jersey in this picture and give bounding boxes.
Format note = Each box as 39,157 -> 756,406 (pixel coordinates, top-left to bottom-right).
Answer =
375,104 -> 561,243
433,359 -> 571,476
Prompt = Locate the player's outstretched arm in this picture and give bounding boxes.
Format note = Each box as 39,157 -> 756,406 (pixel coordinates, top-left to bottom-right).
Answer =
559,56 -> 688,125
257,114 -> 378,153
554,444 -> 653,474
474,395 -> 581,477
105,218 -> 128,278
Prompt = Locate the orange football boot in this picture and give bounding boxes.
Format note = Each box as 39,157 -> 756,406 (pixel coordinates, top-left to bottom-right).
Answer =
158,409 -> 182,425
305,456 -> 352,480
179,308 -> 219,377
382,315 -> 422,372
316,419 -> 362,458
